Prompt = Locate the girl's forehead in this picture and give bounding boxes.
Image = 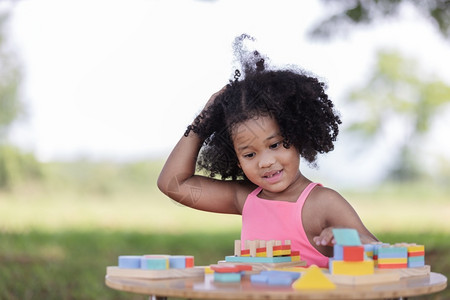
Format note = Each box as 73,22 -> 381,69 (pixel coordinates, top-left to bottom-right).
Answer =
231,116 -> 280,142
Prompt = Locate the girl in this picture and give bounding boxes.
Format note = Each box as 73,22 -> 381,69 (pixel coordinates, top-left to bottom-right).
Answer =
158,37 -> 377,267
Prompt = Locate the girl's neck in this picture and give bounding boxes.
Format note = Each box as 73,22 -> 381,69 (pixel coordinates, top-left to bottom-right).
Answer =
258,172 -> 311,202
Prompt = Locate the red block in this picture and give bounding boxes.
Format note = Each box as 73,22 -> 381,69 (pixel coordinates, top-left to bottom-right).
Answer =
210,264 -> 240,273
343,246 -> 365,262
241,249 -> 250,256
185,256 -> 194,268
273,245 -> 283,251
408,251 -> 425,257
378,263 -> 408,269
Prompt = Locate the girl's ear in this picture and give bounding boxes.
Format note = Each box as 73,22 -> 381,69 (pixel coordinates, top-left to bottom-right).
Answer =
237,162 -> 241,169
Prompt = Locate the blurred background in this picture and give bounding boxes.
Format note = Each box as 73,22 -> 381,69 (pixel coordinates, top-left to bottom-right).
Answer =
1,0 -> 449,299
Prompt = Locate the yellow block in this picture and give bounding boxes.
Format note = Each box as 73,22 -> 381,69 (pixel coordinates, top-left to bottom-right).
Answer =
256,252 -> 267,257
273,250 -> 283,256
292,265 -> 336,290
408,245 -> 425,252
291,255 -> 301,262
378,258 -> 407,264
331,260 -> 374,275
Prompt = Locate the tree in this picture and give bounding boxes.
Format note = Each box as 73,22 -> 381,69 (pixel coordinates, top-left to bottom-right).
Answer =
310,0 -> 450,40
0,11 -> 22,140
0,10 -> 41,189
345,50 -> 450,180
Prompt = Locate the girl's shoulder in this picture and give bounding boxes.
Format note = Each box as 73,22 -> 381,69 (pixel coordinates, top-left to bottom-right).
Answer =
307,185 -> 347,209
233,180 -> 258,213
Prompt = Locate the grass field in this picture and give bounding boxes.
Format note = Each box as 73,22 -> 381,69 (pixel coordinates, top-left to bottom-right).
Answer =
0,160 -> 449,299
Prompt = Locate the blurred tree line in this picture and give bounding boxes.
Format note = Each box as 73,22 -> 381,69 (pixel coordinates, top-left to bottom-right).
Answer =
0,10 -> 42,189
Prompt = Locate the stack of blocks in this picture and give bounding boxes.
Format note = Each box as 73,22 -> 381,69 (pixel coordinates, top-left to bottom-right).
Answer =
329,229 -> 374,275
210,264 -> 252,282
225,239 -> 300,263
118,255 -> 194,270
376,243 -> 425,269
406,244 -> 425,268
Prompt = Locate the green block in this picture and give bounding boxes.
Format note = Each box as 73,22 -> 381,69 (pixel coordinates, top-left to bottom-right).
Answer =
332,228 -> 361,246
214,272 -> 241,282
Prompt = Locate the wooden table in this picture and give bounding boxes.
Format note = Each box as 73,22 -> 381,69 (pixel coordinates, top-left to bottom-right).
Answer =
105,271 -> 447,299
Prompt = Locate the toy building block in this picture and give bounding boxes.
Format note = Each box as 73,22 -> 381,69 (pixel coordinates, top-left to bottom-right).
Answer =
234,240 -> 241,256
141,255 -> 170,270
292,265 -> 336,290
266,240 -> 274,257
256,247 -> 267,257
291,251 -> 301,262
210,264 -> 252,283
407,244 -> 425,268
377,246 -> 408,269
185,256 -> 194,268
241,249 -> 250,257
333,245 -> 344,260
250,271 -> 300,286
343,246 -> 365,262
214,272 -> 242,282
332,228 -> 362,246
169,256 -> 186,269
330,259 -> 374,275
118,255 -> 142,269
363,244 -> 375,259
248,240 -> 258,257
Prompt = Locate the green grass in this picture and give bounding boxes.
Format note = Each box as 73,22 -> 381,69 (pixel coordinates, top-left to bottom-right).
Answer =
1,161 -> 449,299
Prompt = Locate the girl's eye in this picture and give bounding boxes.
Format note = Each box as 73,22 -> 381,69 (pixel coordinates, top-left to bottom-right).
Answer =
270,142 -> 281,149
243,153 -> 255,159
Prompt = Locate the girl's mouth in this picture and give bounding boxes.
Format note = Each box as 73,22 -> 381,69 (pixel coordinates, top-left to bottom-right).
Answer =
263,170 -> 283,183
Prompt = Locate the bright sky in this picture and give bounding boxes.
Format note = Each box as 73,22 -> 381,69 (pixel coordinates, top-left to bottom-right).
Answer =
6,0 -> 450,186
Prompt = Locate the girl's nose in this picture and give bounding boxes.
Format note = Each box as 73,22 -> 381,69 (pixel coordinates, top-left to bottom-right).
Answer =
258,152 -> 275,168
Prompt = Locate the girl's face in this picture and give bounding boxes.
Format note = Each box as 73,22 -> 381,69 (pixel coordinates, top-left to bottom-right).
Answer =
232,115 -> 301,194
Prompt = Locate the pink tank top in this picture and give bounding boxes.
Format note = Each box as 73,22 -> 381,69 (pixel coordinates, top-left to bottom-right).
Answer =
241,182 -> 329,268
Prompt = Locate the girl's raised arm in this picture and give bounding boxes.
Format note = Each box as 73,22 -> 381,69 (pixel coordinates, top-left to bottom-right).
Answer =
157,88 -> 245,215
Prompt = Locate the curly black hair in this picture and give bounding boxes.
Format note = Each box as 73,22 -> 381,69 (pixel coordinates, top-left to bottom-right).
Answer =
185,35 -> 341,181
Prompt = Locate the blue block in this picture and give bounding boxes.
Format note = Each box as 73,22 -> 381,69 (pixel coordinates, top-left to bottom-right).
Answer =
214,272 -> 241,282
250,274 -> 269,284
169,256 -> 186,269
332,228 -> 361,246
333,245 -> 344,260
329,258 -> 334,273
408,260 -> 425,268
118,255 -> 141,269
372,243 -> 390,256
378,247 -> 407,258
260,270 -> 301,280
267,275 -> 295,286
408,256 -> 425,262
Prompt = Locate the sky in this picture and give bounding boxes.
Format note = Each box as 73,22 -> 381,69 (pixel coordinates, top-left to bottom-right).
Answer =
4,0 -> 450,187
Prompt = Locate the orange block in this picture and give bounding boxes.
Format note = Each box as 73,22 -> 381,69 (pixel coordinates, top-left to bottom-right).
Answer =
378,263 -> 407,269
343,246 -> 364,262
185,256 -> 194,268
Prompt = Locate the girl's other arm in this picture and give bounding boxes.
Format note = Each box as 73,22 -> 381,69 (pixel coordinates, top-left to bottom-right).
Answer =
311,188 -> 378,246
157,89 -> 244,215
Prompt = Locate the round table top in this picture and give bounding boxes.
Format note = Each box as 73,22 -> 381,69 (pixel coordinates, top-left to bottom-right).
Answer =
105,272 -> 447,300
